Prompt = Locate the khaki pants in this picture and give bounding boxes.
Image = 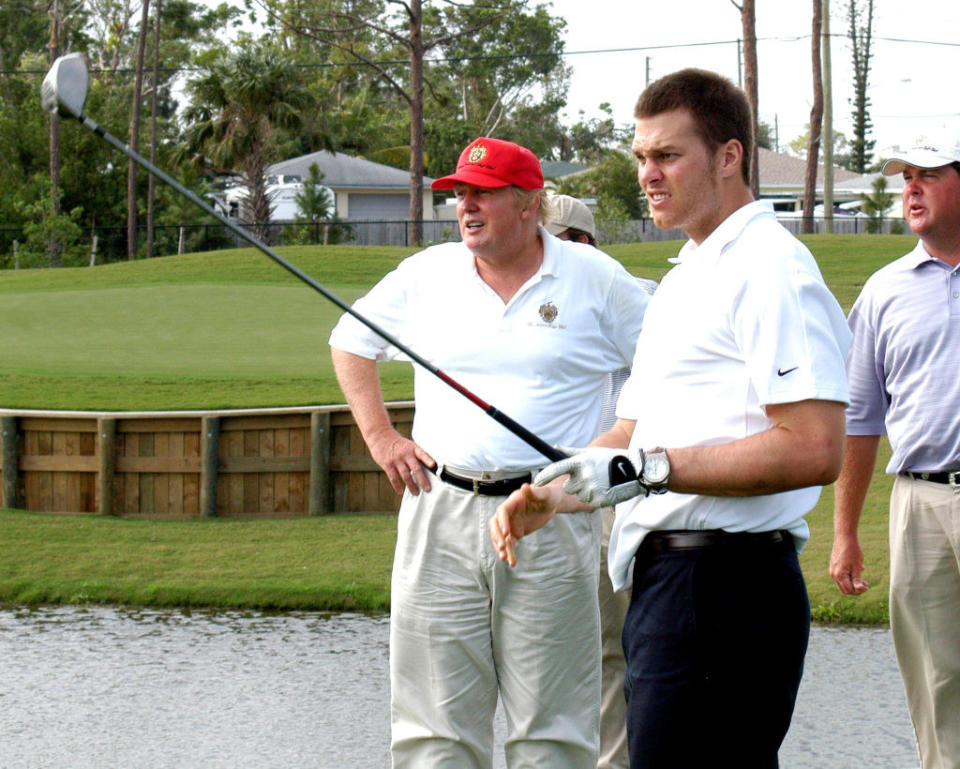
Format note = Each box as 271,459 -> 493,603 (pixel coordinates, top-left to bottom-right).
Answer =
890,475 -> 960,769
598,507 -> 630,769
390,479 -> 601,769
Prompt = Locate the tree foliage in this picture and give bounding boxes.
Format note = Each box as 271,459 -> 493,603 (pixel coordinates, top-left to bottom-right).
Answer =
847,0 -> 875,173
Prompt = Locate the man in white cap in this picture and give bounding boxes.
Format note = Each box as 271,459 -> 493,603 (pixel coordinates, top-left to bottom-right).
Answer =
830,133 -> 960,769
547,193 -> 655,769
330,138 -> 650,768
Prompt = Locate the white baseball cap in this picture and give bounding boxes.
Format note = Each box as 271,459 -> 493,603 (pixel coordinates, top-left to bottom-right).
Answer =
882,133 -> 960,175
545,195 -> 597,239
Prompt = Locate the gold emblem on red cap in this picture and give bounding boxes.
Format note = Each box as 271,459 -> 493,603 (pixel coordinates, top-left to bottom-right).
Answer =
468,144 -> 487,163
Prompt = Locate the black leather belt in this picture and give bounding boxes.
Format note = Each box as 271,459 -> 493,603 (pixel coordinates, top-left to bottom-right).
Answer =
434,466 -> 532,496
642,529 -> 786,555
901,470 -> 960,485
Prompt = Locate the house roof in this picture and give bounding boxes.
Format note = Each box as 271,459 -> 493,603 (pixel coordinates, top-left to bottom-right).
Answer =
541,160 -> 590,179
757,147 -> 898,195
268,150 -> 433,190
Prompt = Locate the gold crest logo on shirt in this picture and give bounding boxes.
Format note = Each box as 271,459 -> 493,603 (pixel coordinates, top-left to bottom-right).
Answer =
539,302 -> 559,323
469,144 -> 487,163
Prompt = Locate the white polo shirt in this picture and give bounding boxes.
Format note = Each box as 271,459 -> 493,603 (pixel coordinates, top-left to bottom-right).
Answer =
329,227 -> 649,471
608,201 -> 851,592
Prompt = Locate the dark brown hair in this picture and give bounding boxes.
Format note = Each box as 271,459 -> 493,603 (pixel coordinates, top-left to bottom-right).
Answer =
635,68 -> 753,186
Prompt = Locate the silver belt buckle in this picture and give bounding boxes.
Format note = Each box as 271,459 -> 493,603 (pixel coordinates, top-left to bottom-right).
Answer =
949,471 -> 960,489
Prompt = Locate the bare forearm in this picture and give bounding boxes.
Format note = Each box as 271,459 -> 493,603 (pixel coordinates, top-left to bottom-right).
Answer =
330,348 -> 394,446
666,400 -> 847,496
833,434 -> 881,538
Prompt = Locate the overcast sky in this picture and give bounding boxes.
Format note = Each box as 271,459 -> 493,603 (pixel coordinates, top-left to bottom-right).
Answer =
545,0 -> 960,156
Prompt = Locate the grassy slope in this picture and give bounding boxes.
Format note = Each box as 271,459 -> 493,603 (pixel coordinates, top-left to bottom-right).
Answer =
0,235 -> 918,621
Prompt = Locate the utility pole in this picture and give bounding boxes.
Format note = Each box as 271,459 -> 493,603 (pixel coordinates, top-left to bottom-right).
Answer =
48,0 -> 62,265
822,0 -> 834,234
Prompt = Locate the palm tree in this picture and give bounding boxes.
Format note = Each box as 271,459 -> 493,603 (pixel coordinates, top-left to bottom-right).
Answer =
182,45 -> 312,242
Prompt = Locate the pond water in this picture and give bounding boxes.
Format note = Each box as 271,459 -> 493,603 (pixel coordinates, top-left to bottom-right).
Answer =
0,607 -> 919,768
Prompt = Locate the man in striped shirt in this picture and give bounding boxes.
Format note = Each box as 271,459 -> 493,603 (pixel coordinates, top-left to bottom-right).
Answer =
830,134 -> 960,769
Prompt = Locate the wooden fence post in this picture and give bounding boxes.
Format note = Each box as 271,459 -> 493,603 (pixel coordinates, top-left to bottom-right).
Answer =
2,417 -> 20,509
309,411 -> 331,515
200,416 -> 220,517
97,418 -> 117,515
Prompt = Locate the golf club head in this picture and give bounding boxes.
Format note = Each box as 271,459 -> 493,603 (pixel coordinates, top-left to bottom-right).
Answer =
41,52 -> 89,118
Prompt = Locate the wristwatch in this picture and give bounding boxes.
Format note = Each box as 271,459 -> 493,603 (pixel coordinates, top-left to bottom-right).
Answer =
639,448 -> 670,495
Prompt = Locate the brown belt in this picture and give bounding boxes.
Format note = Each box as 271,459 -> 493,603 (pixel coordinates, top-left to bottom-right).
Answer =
642,529 -> 786,555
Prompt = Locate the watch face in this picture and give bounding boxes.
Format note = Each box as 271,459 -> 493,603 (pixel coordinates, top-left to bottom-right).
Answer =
644,452 -> 669,484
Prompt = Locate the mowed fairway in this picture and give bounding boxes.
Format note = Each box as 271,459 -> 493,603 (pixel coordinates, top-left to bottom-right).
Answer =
0,245 -> 418,409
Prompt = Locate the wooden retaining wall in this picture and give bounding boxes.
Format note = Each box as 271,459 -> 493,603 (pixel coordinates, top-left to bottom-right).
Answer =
0,404 -> 413,517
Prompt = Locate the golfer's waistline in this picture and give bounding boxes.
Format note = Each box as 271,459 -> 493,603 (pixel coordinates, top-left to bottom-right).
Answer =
641,529 -> 787,555
429,465 -> 533,496
900,469 -> 960,486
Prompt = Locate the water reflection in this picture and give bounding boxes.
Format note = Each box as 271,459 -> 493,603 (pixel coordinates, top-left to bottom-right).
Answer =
0,607 -> 918,768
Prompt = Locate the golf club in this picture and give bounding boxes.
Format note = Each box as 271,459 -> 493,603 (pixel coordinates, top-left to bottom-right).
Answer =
41,53 -> 566,464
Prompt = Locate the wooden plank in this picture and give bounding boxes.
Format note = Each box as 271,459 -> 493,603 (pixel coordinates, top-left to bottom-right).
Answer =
309,412 -> 332,515
289,471 -> 306,514
217,456 -> 311,473
98,418 -> 116,516
18,417 -> 97,433
327,456 -> 383,473
117,418 -> 201,433
2,417 -> 20,509
200,416 -> 220,518
363,471 -> 379,512
20,456 -> 100,472
183,472 -> 199,516
220,415 -> 311,431
225,429 -> 243,516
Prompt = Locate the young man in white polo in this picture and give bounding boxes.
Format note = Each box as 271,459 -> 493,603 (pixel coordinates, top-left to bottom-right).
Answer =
490,69 -> 851,768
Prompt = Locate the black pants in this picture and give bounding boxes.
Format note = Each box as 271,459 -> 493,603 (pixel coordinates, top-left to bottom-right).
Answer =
623,533 -> 809,769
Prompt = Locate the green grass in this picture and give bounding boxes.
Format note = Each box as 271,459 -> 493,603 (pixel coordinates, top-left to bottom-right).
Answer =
0,509 -> 397,611
0,235 -> 919,621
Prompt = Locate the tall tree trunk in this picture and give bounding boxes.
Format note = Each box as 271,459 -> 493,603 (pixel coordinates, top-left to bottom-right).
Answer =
146,0 -> 161,258
48,0 -> 62,266
732,0 -> 760,198
407,0 -> 425,246
127,0 -> 151,260
803,0 -> 824,235
822,0 -> 834,234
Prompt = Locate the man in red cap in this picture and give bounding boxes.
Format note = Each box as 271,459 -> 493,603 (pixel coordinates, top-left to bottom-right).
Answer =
329,137 -> 651,768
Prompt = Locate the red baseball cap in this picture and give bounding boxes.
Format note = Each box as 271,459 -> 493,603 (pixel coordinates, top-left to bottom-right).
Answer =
431,137 -> 544,190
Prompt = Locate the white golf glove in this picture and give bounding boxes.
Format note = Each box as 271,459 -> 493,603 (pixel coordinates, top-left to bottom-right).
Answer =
534,447 -> 646,508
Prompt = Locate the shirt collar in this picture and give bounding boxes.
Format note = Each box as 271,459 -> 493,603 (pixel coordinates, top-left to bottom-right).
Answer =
670,200 -> 775,265
910,239 -> 956,271
538,225 -> 560,277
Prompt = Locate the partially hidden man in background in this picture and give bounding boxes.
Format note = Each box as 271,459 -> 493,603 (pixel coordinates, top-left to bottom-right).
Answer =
490,69 -> 852,768
546,193 -> 657,769
831,133 -> 960,769
329,138 -> 651,768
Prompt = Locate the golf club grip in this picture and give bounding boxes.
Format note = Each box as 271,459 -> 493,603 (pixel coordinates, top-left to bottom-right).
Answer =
74,115 -> 567,464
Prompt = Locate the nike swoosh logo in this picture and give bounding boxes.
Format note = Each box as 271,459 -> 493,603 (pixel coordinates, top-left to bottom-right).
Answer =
777,366 -> 799,377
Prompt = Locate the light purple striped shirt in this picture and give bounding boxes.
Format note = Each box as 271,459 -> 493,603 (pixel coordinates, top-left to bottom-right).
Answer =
846,240 -> 960,473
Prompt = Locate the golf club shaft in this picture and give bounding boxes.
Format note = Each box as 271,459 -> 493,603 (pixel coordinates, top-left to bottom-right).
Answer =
75,114 -> 566,464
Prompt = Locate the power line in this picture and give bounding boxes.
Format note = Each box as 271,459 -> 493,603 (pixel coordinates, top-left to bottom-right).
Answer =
3,33 -> 958,77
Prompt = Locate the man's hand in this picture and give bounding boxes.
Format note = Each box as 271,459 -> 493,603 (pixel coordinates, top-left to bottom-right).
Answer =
367,427 -> 436,495
489,483 -> 571,567
534,447 -> 646,508
829,534 -> 870,595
